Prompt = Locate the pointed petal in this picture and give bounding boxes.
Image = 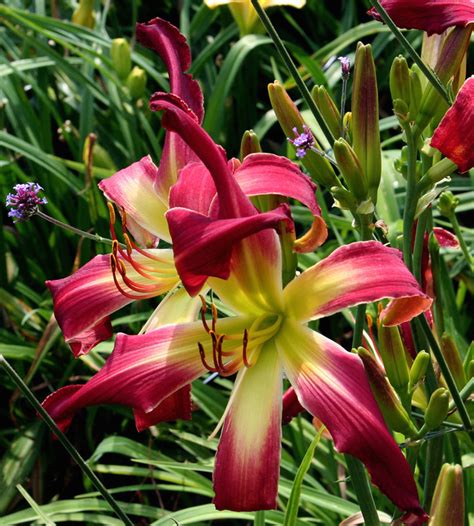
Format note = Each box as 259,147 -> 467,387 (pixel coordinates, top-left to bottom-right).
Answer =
283,241 -> 431,324
282,386 -> 305,424
433,227 -> 459,249
169,162 -> 216,215
166,204 -> 292,297
99,156 -> 170,242
47,250 -> 179,356
136,18 -> 204,205
276,320 -> 426,518
213,343 -> 282,511
369,1 -> 474,35
431,76 -> 474,172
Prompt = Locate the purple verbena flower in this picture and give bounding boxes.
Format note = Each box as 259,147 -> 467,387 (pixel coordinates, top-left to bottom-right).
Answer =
288,125 -> 315,159
5,183 -> 47,223
338,56 -> 351,78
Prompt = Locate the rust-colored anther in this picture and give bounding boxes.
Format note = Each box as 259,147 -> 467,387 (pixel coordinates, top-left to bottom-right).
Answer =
242,329 -> 251,368
123,232 -> 134,256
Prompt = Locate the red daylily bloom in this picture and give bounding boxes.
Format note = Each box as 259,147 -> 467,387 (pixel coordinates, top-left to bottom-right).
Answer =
43,93 -> 431,523
368,1 -> 474,35
431,76 -> 474,172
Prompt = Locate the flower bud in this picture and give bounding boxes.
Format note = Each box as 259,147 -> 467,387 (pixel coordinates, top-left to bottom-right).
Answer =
311,85 -> 341,139
424,387 -> 449,431
418,158 -> 457,192
378,324 -> 410,398
268,81 -> 339,188
415,27 -> 472,135
240,130 -> 262,159
393,99 -> 410,124
438,190 -> 459,217
71,0 -> 95,28
330,186 -> 357,211
333,138 -> 368,201
343,112 -> 352,142
409,65 -> 423,119
390,55 -> 411,108
441,333 -> 466,389
409,351 -> 430,389
430,464 -> 464,526
352,42 -> 381,204
357,348 -> 417,436
126,67 -> 147,100
111,38 -> 132,80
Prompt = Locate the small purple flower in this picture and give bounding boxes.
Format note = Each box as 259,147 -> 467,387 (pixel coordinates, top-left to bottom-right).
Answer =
5,182 -> 47,223
338,56 -> 351,78
288,125 -> 315,159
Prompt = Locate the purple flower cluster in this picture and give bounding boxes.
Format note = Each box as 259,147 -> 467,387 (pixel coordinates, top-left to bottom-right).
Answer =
338,56 -> 351,78
288,125 -> 314,159
5,183 -> 47,222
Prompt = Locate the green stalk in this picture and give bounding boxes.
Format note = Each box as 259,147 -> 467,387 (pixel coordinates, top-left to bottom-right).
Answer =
254,510 -> 265,526
250,0 -> 335,145
415,316 -> 472,435
367,0 -> 450,104
447,213 -> 474,270
0,355 -> 134,526
402,127 -> 419,270
412,208 -> 429,284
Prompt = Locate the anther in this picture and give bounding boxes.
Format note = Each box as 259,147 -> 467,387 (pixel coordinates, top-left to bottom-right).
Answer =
107,201 -> 116,225
198,342 -> 217,372
242,329 -> 251,368
199,295 -> 211,333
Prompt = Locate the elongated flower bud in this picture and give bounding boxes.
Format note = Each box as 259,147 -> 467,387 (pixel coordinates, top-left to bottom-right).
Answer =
438,190 -> 459,216
240,130 -> 262,159
331,186 -> 357,211
409,351 -> 430,389
268,81 -> 339,188
415,27 -> 472,134
430,464 -> 464,526
409,65 -> 423,119
351,43 -> 381,204
441,334 -> 467,389
424,388 -> 449,431
71,0 -> 95,28
333,138 -> 368,201
111,38 -> 132,80
390,56 -> 411,108
357,348 -> 417,436
311,86 -> 341,139
418,158 -> 458,192
126,67 -> 147,100
378,324 -> 410,399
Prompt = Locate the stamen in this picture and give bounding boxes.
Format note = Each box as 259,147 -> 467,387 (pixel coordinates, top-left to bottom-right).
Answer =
199,295 -> 211,333
242,329 -> 251,368
198,342 -> 217,372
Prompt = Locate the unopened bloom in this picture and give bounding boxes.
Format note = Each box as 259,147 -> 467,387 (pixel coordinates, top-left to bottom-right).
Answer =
338,56 -> 351,77
5,183 -> 47,223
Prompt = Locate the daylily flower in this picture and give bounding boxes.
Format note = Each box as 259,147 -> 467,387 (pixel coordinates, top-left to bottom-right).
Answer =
368,0 -> 474,35
43,93 -> 431,524
204,0 -> 306,35
431,76 -> 474,173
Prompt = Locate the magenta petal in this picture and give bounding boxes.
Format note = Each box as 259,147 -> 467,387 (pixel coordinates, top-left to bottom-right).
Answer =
369,1 -> 474,35
278,322 -> 426,517
169,162 -> 216,215
433,227 -> 459,249
282,386 -> 305,424
166,204 -> 292,296
42,323 -> 207,430
431,76 -> 474,172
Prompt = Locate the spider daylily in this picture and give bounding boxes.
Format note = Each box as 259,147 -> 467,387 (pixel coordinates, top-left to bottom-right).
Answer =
43,93 -> 431,524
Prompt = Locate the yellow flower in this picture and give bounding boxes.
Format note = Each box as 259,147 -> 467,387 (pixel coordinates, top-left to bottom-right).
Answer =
204,0 -> 306,35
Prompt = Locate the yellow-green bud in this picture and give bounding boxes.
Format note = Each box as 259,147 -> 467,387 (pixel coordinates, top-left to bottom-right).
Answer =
424,387 -> 449,431
409,65 -> 423,119
378,325 -> 410,397
268,81 -> 339,188
393,99 -> 410,124
390,56 -> 411,108
430,464 -> 464,526
311,85 -> 341,139
240,130 -> 261,159
111,38 -> 132,80
438,190 -> 459,216
418,158 -> 458,192
409,351 -> 430,389
333,138 -> 368,201
343,112 -> 352,142
126,67 -> 147,100
352,42 -> 381,204
441,333 -> 467,389
357,348 -> 417,436
71,0 -> 95,28
330,186 -> 357,211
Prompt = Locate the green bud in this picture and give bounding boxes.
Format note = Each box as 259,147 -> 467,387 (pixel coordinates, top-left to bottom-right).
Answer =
393,99 -> 410,124
424,387 -> 449,431
418,158 -> 458,192
409,64 -> 423,118
126,66 -> 147,100
390,56 -> 411,108
343,112 -> 352,142
71,0 -> 95,28
268,81 -> 339,188
441,333 -> 467,389
378,325 -> 410,397
430,464 -> 464,526
409,351 -> 430,389
415,27 -> 471,135
240,130 -> 261,159
330,186 -> 357,211
352,42 -> 381,204
333,139 -> 368,201
311,85 -> 341,139
357,348 -> 417,436
111,38 -> 132,80
438,190 -> 459,216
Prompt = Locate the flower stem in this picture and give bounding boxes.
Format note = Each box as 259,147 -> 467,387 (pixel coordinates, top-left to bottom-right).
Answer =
0,355 -> 135,526
250,0 -> 336,145
367,0 -> 450,105
412,208 -> 429,284
447,212 -> 474,270
36,210 -> 118,247
402,127 -> 419,270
